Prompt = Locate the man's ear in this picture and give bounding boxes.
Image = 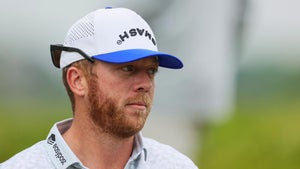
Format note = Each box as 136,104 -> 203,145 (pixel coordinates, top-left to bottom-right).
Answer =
66,67 -> 87,97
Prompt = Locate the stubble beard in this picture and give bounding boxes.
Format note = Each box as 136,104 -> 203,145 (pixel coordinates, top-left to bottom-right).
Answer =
87,78 -> 152,138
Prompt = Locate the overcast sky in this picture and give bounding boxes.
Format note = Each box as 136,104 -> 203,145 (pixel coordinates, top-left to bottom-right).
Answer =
1,0 -> 299,63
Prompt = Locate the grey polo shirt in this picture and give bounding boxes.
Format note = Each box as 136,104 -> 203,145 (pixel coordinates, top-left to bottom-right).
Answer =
1,119 -> 198,169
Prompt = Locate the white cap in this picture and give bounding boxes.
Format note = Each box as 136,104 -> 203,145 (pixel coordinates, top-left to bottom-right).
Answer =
51,7 -> 183,69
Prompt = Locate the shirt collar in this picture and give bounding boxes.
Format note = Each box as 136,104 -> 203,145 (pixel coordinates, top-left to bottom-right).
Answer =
131,132 -> 148,162
45,118 -> 86,169
45,118 -> 148,169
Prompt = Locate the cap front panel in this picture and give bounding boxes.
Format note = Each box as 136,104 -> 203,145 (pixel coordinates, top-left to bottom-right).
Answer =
93,8 -> 158,56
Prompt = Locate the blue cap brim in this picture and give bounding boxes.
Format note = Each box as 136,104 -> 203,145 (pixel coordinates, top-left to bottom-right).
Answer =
92,49 -> 183,69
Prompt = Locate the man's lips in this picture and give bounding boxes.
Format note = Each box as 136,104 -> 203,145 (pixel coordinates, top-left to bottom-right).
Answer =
126,102 -> 147,110
125,95 -> 151,110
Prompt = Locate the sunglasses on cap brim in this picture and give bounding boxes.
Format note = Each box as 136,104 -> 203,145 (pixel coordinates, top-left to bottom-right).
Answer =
50,44 -> 95,68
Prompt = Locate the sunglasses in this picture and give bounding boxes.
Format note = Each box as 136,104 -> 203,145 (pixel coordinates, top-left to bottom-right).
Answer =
50,44 -> 95,68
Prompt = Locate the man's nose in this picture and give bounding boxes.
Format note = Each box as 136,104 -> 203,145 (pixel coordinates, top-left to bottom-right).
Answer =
133,72 -> 154,92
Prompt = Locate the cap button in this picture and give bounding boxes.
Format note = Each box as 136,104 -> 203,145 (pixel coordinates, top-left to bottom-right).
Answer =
105,6 -> 112,9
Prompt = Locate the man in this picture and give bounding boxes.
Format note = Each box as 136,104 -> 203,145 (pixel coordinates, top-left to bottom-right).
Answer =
1,7 -> 198,169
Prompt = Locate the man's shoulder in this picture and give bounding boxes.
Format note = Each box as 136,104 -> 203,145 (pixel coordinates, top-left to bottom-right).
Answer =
1,141 -> 54,169
143,137 -> 198,169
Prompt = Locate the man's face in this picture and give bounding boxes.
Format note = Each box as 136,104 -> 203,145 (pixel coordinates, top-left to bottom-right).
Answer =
87,57 -> 158,138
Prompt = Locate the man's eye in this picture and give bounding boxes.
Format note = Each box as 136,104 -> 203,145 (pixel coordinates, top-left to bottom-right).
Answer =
122,65 -> 135,72
148,68 -> 158,75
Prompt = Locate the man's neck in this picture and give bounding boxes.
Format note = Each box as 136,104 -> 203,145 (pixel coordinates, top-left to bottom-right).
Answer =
62,117 -> 134,169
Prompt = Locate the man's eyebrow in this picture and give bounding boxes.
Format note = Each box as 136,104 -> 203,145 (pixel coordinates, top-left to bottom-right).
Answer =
149,59 -> 159,67
152,56 -> 159,65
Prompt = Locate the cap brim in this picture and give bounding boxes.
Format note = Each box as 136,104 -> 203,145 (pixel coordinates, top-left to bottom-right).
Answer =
92,49 -> 183,69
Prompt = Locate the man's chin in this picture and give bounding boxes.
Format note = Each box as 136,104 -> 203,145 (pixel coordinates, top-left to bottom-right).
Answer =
110,117 -> 147,138
111,125 -> 143,138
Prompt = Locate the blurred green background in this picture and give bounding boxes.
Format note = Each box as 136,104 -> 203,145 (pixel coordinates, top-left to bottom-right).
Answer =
1,1 -> 300,168
1,64 -> 300,169
196,65 -> 300,168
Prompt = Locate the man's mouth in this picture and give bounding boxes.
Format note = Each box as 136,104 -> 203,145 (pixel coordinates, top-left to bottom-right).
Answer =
126,102 -> 147,110
125,95 -> 151,111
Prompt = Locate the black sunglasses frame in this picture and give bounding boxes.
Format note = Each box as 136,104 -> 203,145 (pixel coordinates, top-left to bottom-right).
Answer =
50,44 -> 95,68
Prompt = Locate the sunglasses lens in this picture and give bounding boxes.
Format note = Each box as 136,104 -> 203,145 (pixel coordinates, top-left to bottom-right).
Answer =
51,46 -> 62,68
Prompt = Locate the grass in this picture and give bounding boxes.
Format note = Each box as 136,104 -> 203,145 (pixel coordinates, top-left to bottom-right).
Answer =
196,66 -> 300,169
0,101 -> 71,162
197,110 -> 300,169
